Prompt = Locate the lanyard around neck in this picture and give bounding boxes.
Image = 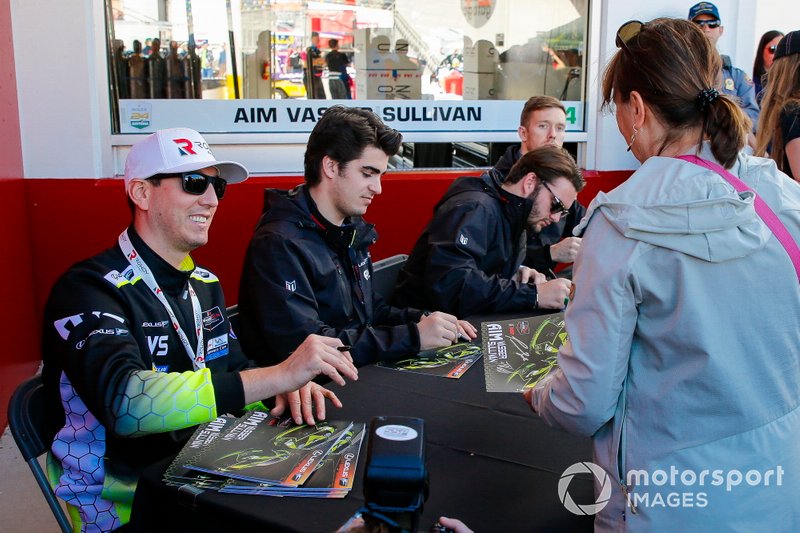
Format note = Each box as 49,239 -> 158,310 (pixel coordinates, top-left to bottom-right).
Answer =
118,230 -> 206,369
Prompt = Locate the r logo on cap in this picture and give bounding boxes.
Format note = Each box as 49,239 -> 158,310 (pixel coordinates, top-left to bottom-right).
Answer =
173,138 -> 197,156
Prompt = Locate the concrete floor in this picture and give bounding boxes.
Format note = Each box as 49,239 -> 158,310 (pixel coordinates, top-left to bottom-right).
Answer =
0,426 -> 63,532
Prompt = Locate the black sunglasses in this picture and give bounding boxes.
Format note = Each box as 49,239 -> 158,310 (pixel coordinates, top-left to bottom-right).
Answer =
615,20 -> 662,95
151,170 -> 227,199
541,180 -> 570,217
767,45 -> 777,54
693,19 -> 721,29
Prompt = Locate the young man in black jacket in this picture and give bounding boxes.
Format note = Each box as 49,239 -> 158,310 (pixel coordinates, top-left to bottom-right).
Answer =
41,128 -> 357,532
492,96 -> 587,273
393,145 -> 583,317
238,106 -> 476,373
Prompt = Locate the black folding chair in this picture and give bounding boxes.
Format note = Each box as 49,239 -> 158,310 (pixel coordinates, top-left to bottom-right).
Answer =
7,375 -> 72,532
371,254 -> 409,303
226,304 -> 240,337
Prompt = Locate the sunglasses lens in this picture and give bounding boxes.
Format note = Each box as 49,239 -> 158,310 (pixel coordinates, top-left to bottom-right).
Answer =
768,45 -> 777,54
212,178 -> 227,199
182,173 -> 210,195
617,21 -> 643,47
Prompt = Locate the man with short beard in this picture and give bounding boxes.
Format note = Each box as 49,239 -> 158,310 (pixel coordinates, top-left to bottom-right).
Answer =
393,145 -> 583,316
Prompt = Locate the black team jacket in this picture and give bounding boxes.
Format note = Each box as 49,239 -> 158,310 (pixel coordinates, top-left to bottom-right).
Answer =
392,172 -> 539,317
238,185 -> 424,367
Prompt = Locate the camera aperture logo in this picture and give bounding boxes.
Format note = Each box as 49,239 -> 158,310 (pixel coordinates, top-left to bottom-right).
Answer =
559,461 -> 612,515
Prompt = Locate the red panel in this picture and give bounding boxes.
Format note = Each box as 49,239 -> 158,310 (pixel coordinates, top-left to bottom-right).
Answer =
0,0 -> 26,427
24,168 -> 633,334
0,178 -> 39,428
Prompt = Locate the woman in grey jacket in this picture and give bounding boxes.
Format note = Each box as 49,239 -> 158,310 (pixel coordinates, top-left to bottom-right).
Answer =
526,18 -> 800,531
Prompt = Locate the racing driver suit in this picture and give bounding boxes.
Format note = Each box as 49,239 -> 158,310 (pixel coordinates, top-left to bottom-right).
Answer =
41,227 -> 255,531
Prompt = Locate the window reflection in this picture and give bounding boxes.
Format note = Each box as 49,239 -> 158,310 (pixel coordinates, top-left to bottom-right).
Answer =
106,0 -> 588,136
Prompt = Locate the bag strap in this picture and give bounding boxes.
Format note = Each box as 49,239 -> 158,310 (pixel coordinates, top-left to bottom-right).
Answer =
675,154 -> 800,282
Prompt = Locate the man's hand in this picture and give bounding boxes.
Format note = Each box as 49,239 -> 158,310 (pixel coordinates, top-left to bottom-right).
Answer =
536,278 -> 572,309
417,311 -> 461,350
278,334 -> 358,391
438,516 -> 474,533
515,266 -> 546,285
549,237 -> 581,263
457,320 -> 478,342
272,382 -> 342,426
240,335 -> 357,405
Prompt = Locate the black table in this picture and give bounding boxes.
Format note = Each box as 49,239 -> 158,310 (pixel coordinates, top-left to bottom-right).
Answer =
132,314 -> 595,532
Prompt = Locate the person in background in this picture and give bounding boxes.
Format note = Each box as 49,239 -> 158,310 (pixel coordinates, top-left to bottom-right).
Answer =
752,30 -> 783,104
756,30 -> 800,180
326,38 -> 352,99
238,106 -> 476,373
41,128 -> 358,531
305,31 -> 326,99
688,2 -> 760,131
491,95 -> 586,274
527,18 -> 800,530
393,145 -> 582,316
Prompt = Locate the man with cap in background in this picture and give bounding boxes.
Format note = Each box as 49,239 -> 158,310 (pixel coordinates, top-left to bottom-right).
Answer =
688,2 -> 760,131
41,128 -> 358,532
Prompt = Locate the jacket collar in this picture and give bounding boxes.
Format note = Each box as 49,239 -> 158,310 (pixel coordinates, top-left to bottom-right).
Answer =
483,172 -> 533,226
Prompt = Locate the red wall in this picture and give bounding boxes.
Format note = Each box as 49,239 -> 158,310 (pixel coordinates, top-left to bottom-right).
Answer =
3,168 -> 630,429
0,0 -> 29,429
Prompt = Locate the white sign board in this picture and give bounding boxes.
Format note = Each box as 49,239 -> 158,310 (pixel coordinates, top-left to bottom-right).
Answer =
119,99 -> 584,141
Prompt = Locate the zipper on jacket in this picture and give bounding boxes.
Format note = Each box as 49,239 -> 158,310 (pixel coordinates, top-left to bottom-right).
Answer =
616,394 -> 637,516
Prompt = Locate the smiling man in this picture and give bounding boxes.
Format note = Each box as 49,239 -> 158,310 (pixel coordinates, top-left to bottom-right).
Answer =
41,128 -> 358,531
393,145 -> 583,316
238,106 -> 476,372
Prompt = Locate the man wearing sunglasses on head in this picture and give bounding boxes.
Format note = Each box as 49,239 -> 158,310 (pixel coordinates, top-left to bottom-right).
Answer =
688,2 -> 759,132
490,95 -> 587,276
394,145 -> 583,316
41,128 -> 358,532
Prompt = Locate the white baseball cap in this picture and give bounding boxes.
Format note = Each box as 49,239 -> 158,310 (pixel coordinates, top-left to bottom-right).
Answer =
124,127 -> 248,185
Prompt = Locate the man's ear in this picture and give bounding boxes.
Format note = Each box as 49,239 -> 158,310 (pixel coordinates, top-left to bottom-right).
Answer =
127,179 -> 150,211
518,125 -> 527,144
321,155 -> 339,181
522,172 -> 538,197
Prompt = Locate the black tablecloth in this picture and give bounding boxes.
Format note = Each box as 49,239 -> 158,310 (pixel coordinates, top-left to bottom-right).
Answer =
131,313 -> 595,532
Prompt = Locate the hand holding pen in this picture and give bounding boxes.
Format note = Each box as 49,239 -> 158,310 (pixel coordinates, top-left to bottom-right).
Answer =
534,269 -> 572,309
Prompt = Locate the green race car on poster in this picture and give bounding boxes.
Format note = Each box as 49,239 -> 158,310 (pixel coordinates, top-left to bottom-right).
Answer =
375,342 -> 483,378
481,313 -> 567,392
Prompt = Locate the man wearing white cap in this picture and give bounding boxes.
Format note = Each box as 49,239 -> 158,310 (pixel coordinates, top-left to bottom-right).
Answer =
40,128 -> 358,532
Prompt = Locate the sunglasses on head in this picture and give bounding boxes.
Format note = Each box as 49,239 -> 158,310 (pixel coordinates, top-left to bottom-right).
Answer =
693,19 -> 721,29
615,20 -> 662,95
541,180 -> 570,217
767,45 -> 777,54
151,170 -> 227,199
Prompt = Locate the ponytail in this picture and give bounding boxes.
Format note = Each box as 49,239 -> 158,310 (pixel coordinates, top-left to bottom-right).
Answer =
702,93 -> 749,169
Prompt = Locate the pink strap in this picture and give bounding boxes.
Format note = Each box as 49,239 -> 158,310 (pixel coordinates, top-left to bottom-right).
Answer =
676,154 -> 800,282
